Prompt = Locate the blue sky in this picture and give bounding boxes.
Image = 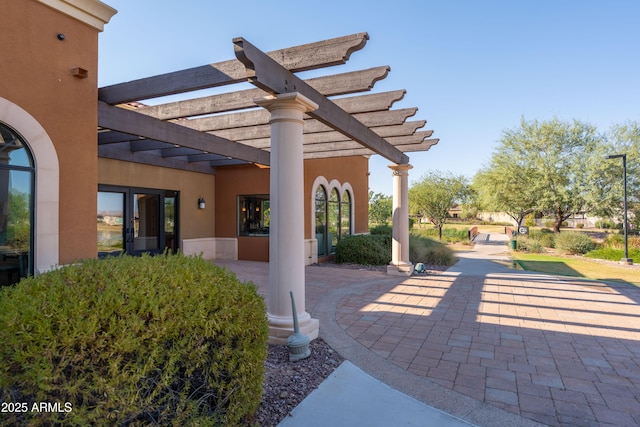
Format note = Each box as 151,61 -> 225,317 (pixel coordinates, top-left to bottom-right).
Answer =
98,1 -> 640,196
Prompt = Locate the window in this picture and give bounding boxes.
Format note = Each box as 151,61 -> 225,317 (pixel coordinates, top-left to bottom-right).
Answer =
238,195 -> 270,236
0,122 -> 34,286
341,191 -> 352,238
313,182 -> 353,257
315,186 -> 328,256
329,189 -> 340,252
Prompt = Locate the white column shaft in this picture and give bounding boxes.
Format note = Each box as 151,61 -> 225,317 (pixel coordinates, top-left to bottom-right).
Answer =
388,164 -> 413,275
255,93 -> 319,343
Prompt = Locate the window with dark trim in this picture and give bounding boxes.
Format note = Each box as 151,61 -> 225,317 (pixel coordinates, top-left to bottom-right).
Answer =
0,122 -> 34,286
238,195 -> 270,236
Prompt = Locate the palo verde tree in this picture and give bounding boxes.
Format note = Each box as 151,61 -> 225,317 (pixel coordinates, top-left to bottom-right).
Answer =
409,171 -> 469,240
476,117 -> 608,232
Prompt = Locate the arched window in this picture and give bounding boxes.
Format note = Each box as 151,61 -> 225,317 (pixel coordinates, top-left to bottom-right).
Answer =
341,190 -> 352,238
0,122 -> 34,286
328,188 -> 340,253
314,185 -> 328,257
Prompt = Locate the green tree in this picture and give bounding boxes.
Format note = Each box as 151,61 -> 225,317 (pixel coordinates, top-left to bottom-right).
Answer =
602,121 -> 640,232
477,117 -> 608,232
368,191 -> 392,225
409,171 -> 469,240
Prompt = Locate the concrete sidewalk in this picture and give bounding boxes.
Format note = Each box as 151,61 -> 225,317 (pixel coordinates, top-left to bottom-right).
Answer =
278,361 -> 473,427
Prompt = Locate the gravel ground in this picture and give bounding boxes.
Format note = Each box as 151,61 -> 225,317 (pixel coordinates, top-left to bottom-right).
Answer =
246,338 -> 344,427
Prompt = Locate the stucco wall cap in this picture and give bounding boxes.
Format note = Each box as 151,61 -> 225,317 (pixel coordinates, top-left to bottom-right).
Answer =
37,0 -> 117,31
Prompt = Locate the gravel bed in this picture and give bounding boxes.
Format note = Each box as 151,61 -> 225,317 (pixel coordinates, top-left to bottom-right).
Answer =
245,338 -> 344,426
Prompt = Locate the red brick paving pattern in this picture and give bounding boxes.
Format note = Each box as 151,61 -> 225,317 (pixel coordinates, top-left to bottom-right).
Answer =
336,273 -> 640,427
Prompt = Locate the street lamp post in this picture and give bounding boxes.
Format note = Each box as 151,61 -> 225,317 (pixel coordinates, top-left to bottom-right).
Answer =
606,154 -> 632,265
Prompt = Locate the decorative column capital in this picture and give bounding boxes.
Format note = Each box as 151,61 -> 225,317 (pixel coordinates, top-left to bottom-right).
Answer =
388,163 -> 413,176
254,92 -> 318,114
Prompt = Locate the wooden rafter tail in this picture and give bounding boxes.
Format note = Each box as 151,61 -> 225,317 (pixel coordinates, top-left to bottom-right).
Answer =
233,37 -> 409,165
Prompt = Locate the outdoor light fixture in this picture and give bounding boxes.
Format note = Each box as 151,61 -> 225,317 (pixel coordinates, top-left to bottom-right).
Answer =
605,154 -> 632,265
198,198 -> 206,209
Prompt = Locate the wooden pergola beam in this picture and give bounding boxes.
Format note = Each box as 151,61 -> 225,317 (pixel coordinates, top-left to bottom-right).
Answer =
302,138 -> 439,159
181,90 -> 406,132
203,108 -> 417,143
99,33 -> 369,104
98,101 -> 270,165
234,37 -> 409,165
134,66 -> 389,121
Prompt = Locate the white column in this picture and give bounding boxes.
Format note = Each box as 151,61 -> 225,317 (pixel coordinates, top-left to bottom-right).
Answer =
255,93 -> 319,344
387,164 -> 414,276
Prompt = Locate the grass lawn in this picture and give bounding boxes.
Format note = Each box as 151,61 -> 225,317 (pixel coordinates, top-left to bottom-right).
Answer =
513,253 -> 640,286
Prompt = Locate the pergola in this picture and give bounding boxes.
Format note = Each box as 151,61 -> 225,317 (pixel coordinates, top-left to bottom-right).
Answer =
97,33 -> 438,342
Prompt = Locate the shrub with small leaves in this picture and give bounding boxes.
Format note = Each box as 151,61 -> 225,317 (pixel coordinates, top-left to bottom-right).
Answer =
0,254 -> 268,426
335,234 -> 391,265
554,231 -> 596,255
516,237 -> 544,253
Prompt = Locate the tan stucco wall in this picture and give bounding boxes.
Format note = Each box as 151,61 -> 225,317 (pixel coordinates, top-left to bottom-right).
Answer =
98,159 -> 216,240
215,156 -> 369,261
1,0 -> 102,263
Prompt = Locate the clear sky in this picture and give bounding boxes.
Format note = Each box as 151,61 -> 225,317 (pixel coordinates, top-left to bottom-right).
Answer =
98,1 -> 640,196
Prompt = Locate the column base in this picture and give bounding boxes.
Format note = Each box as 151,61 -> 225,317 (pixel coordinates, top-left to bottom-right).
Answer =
387,262 -> 414,276
620,258 -> 634,265
267,317 -> 319,345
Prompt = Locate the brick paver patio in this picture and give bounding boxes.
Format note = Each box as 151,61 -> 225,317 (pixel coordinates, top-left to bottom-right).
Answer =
216,256 -> 640,427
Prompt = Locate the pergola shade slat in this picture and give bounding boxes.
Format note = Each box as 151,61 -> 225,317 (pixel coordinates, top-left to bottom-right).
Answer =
233,37 -> 409,165
99,33 -> 369,105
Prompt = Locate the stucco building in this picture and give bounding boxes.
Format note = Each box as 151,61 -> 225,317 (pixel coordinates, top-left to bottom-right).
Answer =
1,0 -> 437,342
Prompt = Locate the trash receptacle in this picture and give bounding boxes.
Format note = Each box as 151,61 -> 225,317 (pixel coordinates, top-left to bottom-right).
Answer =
510,239 -> 517,250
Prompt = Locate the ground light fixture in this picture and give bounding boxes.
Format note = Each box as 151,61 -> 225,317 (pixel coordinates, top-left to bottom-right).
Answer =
605,154 -> 632,265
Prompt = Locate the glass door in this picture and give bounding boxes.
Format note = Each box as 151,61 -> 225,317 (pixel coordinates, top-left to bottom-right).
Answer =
98,186 -> 176,257
97,191 -> 125,257
131,191 -> 162,255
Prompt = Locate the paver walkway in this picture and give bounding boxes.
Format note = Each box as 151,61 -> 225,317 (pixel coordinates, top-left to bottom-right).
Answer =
216,235 -> 640,426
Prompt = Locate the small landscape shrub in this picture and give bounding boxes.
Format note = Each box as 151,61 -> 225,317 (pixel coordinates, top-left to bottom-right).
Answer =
370,224 -> 392,236
516,237 -> 544,253
409,234 -> 457,266
0,254 -> 268,426
554,231 -> 596,255
413,227 -> 469,243
336,234 -> 391,265
585,247 -> 640,262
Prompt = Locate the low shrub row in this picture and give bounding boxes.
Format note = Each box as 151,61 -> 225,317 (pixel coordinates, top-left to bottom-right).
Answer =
336,230 -> 456,267
0,254 -> 268,426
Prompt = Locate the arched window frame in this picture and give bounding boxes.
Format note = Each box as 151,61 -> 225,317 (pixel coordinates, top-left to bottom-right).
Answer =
310,177 -> 355,257
0,97 -> 60,274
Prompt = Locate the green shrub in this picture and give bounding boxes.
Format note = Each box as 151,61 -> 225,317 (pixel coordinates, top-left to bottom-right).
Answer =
0,254 -> 268,426
555,231 -> 596,255
585,247 -> 640,262
527,228 -> 555,248
603,233 -> 626,249
336,234 -> 391,265
370,224 -> 392,236
409,234 -> 457,266
595,220 -> 616,229
516,237 -> 544,253
412,227 -> 469,243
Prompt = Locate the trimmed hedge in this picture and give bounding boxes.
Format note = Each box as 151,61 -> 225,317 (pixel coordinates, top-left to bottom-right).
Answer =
0,254 -> 268,426
335,234 -> 391,265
